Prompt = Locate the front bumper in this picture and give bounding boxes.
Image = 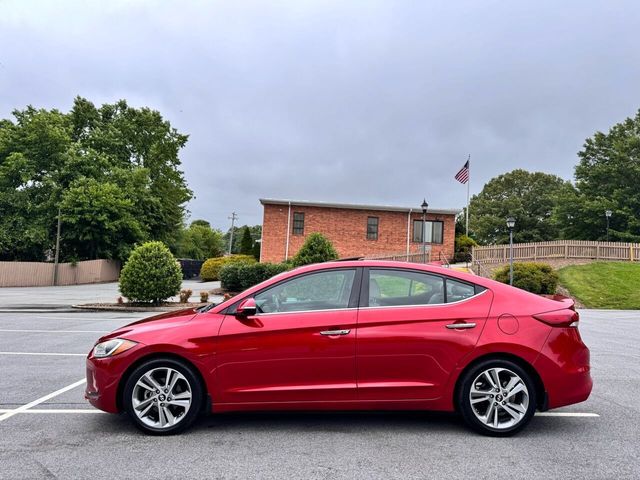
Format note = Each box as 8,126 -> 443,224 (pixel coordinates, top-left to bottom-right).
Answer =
85,352 -> 134,413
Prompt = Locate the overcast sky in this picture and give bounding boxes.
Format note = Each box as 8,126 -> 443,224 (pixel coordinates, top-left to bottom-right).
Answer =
2,0 -> 639,229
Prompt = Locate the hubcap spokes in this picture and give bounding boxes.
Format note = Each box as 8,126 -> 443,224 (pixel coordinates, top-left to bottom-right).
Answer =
132,367 -> 192,429
469,367 -> 529,430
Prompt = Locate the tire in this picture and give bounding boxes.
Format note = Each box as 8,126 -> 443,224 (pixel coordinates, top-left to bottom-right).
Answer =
123,358 -> 204,435
457,358 -> 537,437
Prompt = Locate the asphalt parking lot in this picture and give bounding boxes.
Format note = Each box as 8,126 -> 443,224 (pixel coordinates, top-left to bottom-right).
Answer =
0,285 -> 639,479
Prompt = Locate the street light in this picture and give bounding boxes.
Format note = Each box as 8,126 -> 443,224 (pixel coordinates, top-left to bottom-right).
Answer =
506,217 -> 516,286
421,199 -> 429,264
605,210 -> 612,242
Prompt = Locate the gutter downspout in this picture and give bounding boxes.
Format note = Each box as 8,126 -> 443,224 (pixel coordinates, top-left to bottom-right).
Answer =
285,201 -> 291,261
406,208 -> 412,260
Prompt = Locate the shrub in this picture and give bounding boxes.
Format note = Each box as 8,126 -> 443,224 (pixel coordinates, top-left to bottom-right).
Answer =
200,254 -> 256,281
220,262 -> 291,292
454,235 -> 478,263
292,233 -> 338,267
493,262 -> 559,294
119,241 -> 182,304
179,289 -> 192,303
199,291 -> 210,303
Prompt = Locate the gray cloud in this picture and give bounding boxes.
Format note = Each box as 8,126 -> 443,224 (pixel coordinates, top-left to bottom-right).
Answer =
2,0 -> 639,228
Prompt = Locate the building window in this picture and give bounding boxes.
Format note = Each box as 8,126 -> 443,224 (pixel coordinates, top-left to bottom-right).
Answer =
413,220 -> 444,244
367,216 -> 379,240
292,212 -> 305,235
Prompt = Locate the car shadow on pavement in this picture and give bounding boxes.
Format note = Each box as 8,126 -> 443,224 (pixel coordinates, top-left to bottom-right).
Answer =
85,410 -> 595,438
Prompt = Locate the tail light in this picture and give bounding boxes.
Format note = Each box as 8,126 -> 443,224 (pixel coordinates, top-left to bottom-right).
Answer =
533,309 -> 579,328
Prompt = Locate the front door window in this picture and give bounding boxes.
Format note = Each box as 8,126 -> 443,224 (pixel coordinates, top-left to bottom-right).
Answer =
255,269 -> 356,313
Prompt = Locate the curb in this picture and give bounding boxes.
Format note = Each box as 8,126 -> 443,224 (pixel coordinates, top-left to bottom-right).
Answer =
71,303 -> 207,313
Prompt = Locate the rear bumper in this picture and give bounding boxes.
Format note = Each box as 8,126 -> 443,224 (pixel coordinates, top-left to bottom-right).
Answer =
534,328 -> 592,409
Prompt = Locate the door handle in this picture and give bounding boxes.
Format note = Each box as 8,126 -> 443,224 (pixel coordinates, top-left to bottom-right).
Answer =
446,323 -> 476,329
320,329 -> 350,336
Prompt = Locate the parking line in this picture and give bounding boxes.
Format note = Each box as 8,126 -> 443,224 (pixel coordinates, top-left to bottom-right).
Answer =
536,412 -> 600,417
0,409 -> 102,414
0,351 -> 86,356
0,378 -> 86,423
0,329 -> 106,334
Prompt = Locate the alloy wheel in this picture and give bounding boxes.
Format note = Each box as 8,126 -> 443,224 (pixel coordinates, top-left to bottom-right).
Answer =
131,367 -> 193,429
468,367 -> 529,430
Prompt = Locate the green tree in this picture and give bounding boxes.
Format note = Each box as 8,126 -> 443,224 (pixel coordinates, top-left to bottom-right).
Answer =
555,110 -> 640,241
60,178 -> 145,260
119,241 -> 182,304
175,220 -> 225,260
239,226 -> 253,255
292,233 -> 339,266
224,224 -> 262,254
0,97 -> 192,261
468,169 -> 575,244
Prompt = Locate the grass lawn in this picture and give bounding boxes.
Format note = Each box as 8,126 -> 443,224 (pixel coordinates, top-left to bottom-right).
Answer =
558,262 -> 640,309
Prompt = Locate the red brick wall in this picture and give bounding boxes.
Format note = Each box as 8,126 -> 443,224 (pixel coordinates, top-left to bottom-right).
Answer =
261,204 -> 456,263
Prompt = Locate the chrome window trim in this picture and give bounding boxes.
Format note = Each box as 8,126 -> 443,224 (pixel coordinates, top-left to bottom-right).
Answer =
255,307 -> 356,316
359,288 -> 488,311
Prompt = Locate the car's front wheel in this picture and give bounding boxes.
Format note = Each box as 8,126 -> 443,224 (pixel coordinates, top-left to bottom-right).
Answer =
123,358 -> 204,435
458,359 -> 537,436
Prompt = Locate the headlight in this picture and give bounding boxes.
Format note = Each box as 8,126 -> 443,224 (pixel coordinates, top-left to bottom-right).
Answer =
92,339 -> 137,358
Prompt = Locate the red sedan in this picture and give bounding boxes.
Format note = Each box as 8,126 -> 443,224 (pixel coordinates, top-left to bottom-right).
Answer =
85,261 -> 592,436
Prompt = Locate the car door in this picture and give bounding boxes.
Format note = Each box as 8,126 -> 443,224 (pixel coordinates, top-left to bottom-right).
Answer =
215,268 -> 362,405
356,267 -> 492,401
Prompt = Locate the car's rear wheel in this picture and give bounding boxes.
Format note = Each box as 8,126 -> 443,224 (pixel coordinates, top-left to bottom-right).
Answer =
458,359 -> 537,436
123,358 -> 203,435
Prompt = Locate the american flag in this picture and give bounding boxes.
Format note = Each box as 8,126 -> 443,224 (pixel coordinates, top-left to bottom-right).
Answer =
455,160 -> 470,184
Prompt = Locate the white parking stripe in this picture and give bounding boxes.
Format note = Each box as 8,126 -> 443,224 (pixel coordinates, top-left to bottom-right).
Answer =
0,328 -> 108,333
536,412 -> 600,417
0,351 -> 86,356
0,409 -> 102,414
0,378 -> 86,423
0,329 -> 106,334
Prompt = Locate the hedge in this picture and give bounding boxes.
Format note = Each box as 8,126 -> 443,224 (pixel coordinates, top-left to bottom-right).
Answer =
454,235 -> 477,263
220,262 -> 291,292
292,232 -> 338,266
119,241 -> 182,304
493,262 -> 559,294
200,254 -> 256,281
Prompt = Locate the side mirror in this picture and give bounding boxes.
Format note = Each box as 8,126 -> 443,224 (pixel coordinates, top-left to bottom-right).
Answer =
235,297 -> 257,318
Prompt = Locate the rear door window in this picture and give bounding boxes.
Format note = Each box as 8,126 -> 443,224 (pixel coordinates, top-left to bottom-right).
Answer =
445,279 -> 476,303
368,269 -> 445,306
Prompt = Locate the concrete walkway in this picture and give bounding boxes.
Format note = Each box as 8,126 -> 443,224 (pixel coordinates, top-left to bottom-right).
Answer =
0,280 -> 222,310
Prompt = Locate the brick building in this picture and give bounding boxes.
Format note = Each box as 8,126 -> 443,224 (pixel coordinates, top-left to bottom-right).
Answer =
260,199 -> 460,263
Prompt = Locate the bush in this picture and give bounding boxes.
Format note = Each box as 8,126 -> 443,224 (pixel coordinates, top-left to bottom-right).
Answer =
199,291 -> 210,303
493,262 -> 559,294
220,262 -> 291,292
292,233 -> 338,267
119,241 -> 182,304
454,235 -> 477,263
179,289 -> 192,303
200,254 -> 256,281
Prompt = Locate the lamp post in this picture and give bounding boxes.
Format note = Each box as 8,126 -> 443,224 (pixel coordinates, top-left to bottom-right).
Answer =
421,199 -> 428,264
605,210 -> 612,242
506,217 -> 516,286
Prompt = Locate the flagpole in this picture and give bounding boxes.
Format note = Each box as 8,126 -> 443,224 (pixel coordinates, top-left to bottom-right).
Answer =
465,154 -> 470,236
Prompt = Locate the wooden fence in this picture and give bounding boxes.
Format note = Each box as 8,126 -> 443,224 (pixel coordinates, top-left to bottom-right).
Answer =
0,259 -> 120,287
472,240 -> 640,264
365,252 -> 432,263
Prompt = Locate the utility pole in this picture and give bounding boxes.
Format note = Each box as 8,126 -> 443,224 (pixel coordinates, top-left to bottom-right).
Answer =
52,206 -> 62,286
227,212 -> 238,255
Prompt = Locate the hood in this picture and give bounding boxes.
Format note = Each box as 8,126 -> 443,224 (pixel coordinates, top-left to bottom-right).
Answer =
98,307 -> 199,343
